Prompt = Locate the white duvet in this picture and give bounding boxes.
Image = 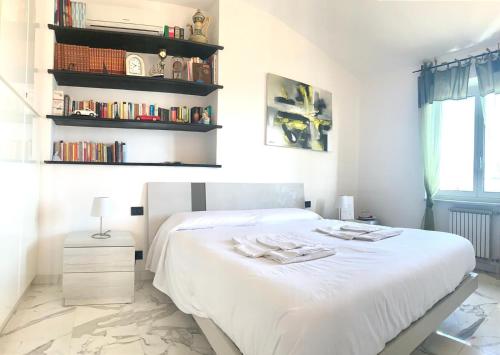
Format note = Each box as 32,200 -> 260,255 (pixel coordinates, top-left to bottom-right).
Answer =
146,209 -> 476,355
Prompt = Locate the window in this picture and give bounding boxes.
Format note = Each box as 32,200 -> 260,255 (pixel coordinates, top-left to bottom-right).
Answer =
437,78 -> 500,201
483,94 -> 500,192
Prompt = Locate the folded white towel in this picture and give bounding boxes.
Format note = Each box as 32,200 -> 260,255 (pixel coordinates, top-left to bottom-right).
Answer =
234,241 -> 270,258
317,225 -> 403,242
233,234 -> 335,264
355,229 -> 404,241
316,227 -> 365,240
265,248 -> 336,264
339,224 -> 384,233
256,234 -> 306,250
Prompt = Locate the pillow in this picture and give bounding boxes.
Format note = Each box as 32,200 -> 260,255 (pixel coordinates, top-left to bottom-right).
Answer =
255,208 -> 322,224
169,208 -> 321,232
174,210 -> 259,231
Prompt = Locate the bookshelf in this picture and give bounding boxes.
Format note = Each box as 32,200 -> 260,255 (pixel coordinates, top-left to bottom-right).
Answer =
48,10 -> 223,168
47,115 -> 222,132
49,70 -> 222,96
44,160 -> 221,168
48,24 -> 223,59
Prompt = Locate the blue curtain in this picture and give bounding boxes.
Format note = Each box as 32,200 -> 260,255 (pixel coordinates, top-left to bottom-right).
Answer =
419,64 -> 471,107
418,63 -> 470,230
476,56 -> 500,96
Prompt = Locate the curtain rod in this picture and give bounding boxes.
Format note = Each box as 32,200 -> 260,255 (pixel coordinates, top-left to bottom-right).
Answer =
412,47 -> 500,73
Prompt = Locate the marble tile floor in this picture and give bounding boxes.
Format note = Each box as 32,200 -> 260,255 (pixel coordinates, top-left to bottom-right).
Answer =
0,273 -> 498,355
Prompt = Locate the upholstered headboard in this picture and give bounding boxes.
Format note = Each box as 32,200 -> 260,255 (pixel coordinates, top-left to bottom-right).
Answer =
146,182 -> 305,244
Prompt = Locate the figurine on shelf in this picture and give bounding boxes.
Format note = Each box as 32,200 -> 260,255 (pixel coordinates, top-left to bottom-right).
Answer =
149,49 -> 167,78
202,107 -> 210,124
189,9 -> 210,43
172,57 -> 183,79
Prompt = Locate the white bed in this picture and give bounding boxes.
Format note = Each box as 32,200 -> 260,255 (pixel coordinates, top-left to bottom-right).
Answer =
146,208 -> 476,355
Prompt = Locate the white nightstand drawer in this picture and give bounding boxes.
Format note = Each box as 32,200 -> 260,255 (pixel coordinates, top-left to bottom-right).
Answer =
63,246 -> 134,273
63,231 -> 135,306
63,271 -> 134,305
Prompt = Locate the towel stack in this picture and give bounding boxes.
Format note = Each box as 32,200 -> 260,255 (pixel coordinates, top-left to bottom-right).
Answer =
233,234 -> 335,264
317,223 -> 403,241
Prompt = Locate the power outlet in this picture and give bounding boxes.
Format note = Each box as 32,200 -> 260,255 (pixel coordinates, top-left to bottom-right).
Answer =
304,201 -> 312,208
135,250 -> 143,260
131,206 -> 144,216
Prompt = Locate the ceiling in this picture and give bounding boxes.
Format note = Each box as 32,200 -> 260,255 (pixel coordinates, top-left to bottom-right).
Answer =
127,0 -> 500,75
244,0 -> 500,75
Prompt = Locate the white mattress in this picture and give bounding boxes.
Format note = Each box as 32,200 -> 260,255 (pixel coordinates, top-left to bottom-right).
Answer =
148,214 -> 475,355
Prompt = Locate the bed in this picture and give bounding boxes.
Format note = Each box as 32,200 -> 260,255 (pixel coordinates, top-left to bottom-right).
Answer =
145,182 -> 477,355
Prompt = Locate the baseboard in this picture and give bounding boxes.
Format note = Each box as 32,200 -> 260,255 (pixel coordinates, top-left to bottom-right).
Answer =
475,258 -> 500,278
32,274 -> 62,285
135,270 -> 154,281
0,275 -> 35,333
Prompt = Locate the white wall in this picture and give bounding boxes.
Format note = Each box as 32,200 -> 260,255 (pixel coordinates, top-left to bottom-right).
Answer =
357,64 -> 424,228
0,0 -> 39,329
36,0 -> 360,276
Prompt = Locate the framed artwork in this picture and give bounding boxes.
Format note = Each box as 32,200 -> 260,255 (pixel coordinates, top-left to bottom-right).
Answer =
265,73 -> 332,152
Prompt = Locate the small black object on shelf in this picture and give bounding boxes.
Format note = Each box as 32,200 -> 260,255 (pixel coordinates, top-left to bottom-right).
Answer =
48,69 -> 223,96
44,160 -> 222,168
48,24 -> 223,59
47,115 -> 222,132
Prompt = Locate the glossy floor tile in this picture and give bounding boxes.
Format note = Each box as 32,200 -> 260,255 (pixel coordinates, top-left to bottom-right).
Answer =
0,273 -> 498,355
0,282 -> 213,355
413,273 -> 500,355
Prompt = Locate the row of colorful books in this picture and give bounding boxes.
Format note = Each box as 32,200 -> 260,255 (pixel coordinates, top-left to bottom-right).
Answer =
164,25 -> 186,40
63,98 -> 214,124
52,141 -> 127,163
54,0 -> 86,28
54,44 -> 126,74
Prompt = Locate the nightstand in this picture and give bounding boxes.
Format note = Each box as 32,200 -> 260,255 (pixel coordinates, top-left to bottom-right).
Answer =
63,231 -> 135,306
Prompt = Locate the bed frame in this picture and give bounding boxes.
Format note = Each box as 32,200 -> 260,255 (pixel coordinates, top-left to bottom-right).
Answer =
146,182 -> 478,355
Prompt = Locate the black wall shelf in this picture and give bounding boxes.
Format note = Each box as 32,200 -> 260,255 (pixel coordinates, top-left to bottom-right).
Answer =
47,115 -> 222,132
49,69 -> 222,96
44,160 -> 221,168
48,24 -> 223,59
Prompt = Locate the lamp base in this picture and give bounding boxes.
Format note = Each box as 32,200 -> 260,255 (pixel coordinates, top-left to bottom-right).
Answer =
91,230 -> 111,239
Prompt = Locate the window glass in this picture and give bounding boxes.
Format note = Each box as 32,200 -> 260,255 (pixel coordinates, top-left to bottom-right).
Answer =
483,94 -> 500,192
439,97 -> 475,191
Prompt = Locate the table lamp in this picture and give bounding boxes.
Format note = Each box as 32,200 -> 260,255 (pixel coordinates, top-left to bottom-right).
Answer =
91,197 -> 111,239
336,195 -> 354,221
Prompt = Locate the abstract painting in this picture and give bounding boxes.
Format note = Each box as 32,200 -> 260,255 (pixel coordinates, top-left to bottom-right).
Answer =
266,73 -> 332,152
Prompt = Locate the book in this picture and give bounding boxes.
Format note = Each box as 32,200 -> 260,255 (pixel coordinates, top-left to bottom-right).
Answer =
63,95 -> 70,115
192,63 -> 212,84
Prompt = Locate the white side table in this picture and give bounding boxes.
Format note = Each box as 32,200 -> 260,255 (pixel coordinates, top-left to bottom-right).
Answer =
63,231 -> 135,306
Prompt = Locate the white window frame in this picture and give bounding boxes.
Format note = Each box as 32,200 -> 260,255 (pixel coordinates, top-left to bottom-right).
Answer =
435,81 -> 500,204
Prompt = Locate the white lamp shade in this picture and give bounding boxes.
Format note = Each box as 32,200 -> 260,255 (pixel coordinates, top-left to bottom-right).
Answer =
336,195 -> 354,220
91,197 -> 111,217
